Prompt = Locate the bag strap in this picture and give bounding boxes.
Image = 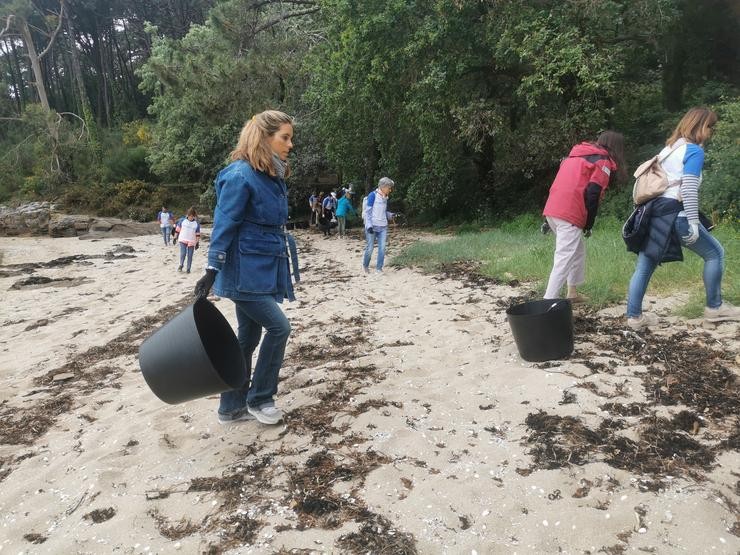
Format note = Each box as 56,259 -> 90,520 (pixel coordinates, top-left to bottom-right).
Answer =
657,140 -> 683,164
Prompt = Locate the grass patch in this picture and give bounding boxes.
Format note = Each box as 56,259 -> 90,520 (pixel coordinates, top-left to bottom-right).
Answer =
392,215 -> 739,312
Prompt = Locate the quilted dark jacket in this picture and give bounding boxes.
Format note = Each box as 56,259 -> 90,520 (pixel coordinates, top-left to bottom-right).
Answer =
634,197 -> 684,263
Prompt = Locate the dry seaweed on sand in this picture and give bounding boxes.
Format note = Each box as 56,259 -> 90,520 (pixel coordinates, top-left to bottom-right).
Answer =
434,260 -> 521,288
287,450 -> 391,529
523,410 -> 719,479
336,514 -> 417,555
537,313 -> 740,482
148,509 -> 199,540
573,315 -> 738,419
83,507 -> 116,523
523,411 -> 603,468
0,395 -> 74,445
22,533 -> 47,544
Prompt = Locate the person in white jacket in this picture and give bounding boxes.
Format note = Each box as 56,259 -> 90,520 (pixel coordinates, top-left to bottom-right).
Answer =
362,177 -> 395,273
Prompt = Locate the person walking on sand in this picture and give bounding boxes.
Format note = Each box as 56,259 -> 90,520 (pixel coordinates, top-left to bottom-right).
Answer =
193,110 -> 300,426
625,107 -> 739,330
308,191 -> 318,226
335,188 -> 357,238
322,190 -> 338,217
542,131 -> 625,302
175,207 -> 200,273
362,177 -> 395,274
157,206 -> 174,245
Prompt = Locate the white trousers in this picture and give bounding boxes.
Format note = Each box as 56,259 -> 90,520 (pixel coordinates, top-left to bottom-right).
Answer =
544,216 -> 586,299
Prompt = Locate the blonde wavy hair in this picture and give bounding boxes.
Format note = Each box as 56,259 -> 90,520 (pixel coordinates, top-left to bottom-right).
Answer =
667,107 -> 717,147
230,110 -> 294,177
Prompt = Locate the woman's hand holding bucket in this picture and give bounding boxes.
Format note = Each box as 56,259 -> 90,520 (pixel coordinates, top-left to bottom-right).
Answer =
194,268 -> 217,299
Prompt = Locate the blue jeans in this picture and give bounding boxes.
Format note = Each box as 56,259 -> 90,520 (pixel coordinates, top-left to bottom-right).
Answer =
178,243 -> 194,271
161,226 -> 171,245
219,298 -> 291,415
626,217 -> 725,317
363,226 -> 388,270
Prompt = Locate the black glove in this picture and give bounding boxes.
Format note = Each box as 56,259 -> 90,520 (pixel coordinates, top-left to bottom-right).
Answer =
583,229 -> 592,238
540,221 -> 551,235
194,268 -> 217,299
365,226 -> 374,234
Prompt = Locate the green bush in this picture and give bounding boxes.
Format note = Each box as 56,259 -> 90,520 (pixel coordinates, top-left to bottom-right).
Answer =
703,98 -> 740,221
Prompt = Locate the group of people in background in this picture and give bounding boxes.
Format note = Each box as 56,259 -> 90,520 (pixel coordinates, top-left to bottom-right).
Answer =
307,178 -> 396,273
156,205 -> 201,273
542,106 -> 738,329
308,187 -> 358,238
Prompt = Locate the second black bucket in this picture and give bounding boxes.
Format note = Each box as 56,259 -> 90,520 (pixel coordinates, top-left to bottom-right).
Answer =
506,299 -> 574,362
139,297 -> 247,404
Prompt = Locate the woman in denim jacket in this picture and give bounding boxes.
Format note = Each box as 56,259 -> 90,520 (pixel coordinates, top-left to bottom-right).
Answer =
194,110 -> 299,425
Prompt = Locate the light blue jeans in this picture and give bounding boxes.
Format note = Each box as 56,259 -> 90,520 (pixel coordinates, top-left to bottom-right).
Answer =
178,243 -> 194,271
161,225 -> 171,245
626,217 -> 725,317
219,297 -> 291,415
363,226 -> 388,271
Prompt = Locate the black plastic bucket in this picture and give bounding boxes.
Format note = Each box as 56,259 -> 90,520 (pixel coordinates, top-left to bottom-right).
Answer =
139,297 -> 247,404
506,299 -> 574,362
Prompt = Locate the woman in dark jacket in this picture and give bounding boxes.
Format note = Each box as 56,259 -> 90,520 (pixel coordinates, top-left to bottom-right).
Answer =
626,107 -> 738,330
194,110 -> 299,425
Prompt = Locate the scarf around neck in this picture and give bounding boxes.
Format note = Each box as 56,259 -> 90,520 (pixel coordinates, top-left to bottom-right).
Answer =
272,153 -> 287,180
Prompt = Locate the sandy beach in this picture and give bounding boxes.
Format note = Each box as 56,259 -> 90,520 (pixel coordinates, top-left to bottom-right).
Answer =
0,226 -> 738,554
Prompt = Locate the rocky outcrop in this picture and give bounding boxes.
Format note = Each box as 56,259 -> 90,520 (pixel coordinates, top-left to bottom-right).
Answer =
0,202 -> 54,236
77,218 -> 159,240
1,203 -> 159,238
48,213 -> 95,237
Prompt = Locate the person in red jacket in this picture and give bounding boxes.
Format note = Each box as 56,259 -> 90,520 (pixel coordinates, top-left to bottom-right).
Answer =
542,131 -> 625,301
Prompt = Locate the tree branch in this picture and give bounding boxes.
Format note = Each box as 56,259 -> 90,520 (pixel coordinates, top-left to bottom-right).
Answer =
0,15 -> 14,39
38,0 -> 66,59
249,0 -> 317,10
58,111 -> 88,141
253,6 -> 319,35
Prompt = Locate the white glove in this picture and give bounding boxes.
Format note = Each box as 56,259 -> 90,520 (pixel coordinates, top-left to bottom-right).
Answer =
682,221 -> 699,245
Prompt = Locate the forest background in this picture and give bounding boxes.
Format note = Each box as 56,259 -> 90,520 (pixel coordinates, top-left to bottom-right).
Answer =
0,0 -> 738,225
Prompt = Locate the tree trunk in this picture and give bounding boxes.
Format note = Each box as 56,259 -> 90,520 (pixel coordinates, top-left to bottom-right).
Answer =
9,38 -> 27,107
65,16 -> 96,140
19,18 -> 50,111
3,39 -> 22,114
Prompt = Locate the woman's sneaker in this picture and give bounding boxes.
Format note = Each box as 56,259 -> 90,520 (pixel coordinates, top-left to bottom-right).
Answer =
704,302 -> 740,323
217,408 -> 255,425
627,312 -> 658,331
247,405 -> 283,425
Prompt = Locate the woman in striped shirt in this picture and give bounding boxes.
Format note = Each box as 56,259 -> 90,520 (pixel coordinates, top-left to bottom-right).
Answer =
626,107 -> 739,330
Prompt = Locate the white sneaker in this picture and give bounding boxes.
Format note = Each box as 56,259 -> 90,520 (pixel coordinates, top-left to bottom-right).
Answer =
217,408 -> 255,425
627,312 -> 659,331
704,302 -> 740,323
247,404 -> 283,425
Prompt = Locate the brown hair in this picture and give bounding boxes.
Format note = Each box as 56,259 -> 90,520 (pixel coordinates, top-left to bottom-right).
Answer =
230,110 -> 294,177
596,130 -> 626,183
186,206 -> 197,218
667,107 -> 717,147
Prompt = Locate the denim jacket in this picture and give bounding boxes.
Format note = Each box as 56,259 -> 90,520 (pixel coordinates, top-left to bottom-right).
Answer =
208,160 -> 299,301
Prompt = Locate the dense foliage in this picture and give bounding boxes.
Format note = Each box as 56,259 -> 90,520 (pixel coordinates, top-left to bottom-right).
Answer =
0,0 -> 737,222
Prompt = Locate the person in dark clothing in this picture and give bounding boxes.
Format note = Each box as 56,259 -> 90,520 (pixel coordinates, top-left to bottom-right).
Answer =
317,206 -> 337,237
